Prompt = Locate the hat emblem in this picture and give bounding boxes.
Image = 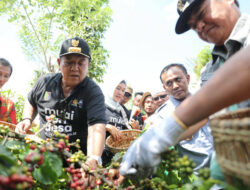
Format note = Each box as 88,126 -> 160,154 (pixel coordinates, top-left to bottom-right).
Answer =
68,47 -> 81,53
69,39 -> 81,53
72,39 -> 79,47
178,0 -> 190,13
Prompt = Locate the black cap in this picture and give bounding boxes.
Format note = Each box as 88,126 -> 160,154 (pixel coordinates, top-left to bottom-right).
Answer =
175,0 -> 204,34
59,37 -> 91,59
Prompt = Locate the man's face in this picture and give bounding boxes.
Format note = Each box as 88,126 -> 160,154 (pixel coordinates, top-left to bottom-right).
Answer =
143,96 -> 156,115
121,91 -> 132,104
161,67 -> 190,101
113,83 -> 126,103
0,65 -> 10,89
133,94 -> 142,107
58,54 -> 90,88
153,91 -> 169,108
187,0 -> 239,45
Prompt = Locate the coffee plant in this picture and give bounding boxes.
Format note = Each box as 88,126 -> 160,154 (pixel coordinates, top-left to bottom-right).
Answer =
0,117 -> 239,190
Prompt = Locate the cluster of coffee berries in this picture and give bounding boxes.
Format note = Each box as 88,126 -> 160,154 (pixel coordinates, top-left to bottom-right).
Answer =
138,177 -> 168,190
66,165 -> 87,190
67,150 -> 87,163
0,171 -> 33,190
46,114 -> 56,122
24,152 -> 44,171
198,167 -> 210,180
174,155 -> 196,179
110,162 -> 120,169
53,131 -> 70,151
24,137 -> 32,144
24,145 -> 46,171
161,148 -> 179,170
100,168 -> 122,188
72,139 -> 81,150
0,124 -> 10,135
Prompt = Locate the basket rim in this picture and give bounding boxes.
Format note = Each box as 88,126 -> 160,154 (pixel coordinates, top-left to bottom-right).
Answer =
210,108 -> 250,129
105,129 -> 141,152
211,107 -> 250,120
0,120 -> 16,129
0,120 -> 34,134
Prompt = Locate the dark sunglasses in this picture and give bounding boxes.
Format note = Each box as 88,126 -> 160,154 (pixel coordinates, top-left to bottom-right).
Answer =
124,92 -> 132,98
153,94 -> 167,101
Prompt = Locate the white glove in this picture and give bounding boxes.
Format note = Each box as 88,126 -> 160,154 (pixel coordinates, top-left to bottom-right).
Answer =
120,113 -> 185,178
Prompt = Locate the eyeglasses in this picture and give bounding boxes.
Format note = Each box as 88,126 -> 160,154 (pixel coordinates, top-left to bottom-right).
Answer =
124,92 -> 132,98
153,94 -> 167,101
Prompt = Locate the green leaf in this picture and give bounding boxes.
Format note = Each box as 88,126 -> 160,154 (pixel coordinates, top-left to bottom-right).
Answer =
0,144 -> 17,166
33,158 -> 57,185
33,163 -> 57,185
168,184 -> 178,189
155,162 -> 167,180
33,151 -> 63,185
45,151 -> 63,177
112,152 -> 125,163
193,45 -> 212,79
5,140 -> 26,152
166,171 -> 179,185
0,164 -> 10,176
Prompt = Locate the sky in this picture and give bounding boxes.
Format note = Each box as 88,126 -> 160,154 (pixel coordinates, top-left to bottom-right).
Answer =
1,0 -> 250,97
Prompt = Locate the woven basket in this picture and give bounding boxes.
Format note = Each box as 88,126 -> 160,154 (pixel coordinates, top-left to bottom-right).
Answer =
106,129 -> 141,154
0,120 -> 34,135
210,108 -> 250,186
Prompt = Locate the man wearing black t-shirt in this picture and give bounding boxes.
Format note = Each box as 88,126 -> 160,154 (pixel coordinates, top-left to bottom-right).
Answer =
16,37 -> 107,176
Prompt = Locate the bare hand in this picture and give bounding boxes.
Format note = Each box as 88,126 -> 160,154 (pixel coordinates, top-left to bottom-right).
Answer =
15,119 -> 31,134
82,158 -> 98,188
106,125 -> 123,141
108,168 -> 125,186
129,119 -> 140,130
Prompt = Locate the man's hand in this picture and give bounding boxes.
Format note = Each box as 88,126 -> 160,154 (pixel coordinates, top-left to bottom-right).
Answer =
16,100 -> 36,134
82,158 -> 98,188
106,125 -> 123,141
107,168 -> 125,186
120,114 -> 185,178
129,119 -> 140,130
15,119 -> 32,134
119,130 -> 161,179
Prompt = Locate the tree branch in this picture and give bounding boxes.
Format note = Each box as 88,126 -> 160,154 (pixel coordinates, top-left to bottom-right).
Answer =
44,6 -> 55,72
21,0 -> 48,68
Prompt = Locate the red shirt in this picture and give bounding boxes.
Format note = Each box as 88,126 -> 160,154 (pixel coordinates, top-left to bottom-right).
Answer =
0,96 -> 17,124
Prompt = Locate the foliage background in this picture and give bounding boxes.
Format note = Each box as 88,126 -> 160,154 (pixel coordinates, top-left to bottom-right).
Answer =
193,45 -> 212,79
0,0 -> 113,84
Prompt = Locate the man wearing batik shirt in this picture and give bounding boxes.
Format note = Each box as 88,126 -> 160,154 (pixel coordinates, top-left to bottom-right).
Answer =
0,97 -> 16,124
0,58 -> 16,124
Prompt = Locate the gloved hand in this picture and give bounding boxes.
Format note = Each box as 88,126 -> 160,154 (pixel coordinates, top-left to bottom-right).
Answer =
120,113 -> 185,178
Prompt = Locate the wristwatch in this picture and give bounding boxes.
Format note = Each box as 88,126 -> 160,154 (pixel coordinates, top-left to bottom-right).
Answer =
88,155 -> 102,166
